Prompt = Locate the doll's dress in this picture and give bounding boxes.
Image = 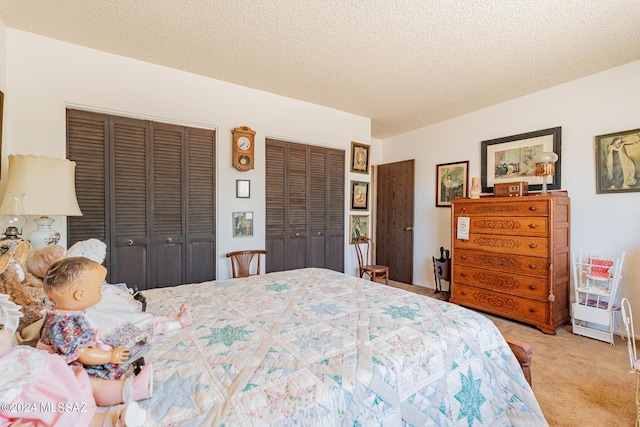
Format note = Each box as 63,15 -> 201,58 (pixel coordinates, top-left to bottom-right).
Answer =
0,345 -> 96,426
38,309 -> 128,380
85,283 -> 154,348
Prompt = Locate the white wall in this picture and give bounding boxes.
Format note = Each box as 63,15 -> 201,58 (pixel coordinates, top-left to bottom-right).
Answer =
382,59 -> 640,332
1,29 -> 371,279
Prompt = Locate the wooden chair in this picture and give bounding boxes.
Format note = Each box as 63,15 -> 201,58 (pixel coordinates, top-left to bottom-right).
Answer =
226,250 -> 267,278
354,236 -> 389,285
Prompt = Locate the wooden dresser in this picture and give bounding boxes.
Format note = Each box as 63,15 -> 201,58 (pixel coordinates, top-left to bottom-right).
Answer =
450,193 -> 570,334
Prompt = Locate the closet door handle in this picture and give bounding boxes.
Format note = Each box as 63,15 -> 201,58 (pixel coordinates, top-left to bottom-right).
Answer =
295,232 -> 301,237
166,237 -> 173,243
126,239 -> 134,246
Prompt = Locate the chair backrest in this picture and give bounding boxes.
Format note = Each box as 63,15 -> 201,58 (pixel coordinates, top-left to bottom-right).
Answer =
572,250 -> 626,311
433,247 -> 451,281
226,250 -> 268,278
354,236 -> 374,268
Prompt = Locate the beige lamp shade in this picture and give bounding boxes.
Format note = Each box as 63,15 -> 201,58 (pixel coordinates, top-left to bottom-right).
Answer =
0,155 -> 83,216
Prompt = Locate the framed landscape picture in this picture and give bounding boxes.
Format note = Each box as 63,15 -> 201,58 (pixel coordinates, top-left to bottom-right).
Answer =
481,127 -> 561,193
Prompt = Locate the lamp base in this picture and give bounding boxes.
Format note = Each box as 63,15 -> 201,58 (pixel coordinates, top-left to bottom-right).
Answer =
28,216 -> 61,249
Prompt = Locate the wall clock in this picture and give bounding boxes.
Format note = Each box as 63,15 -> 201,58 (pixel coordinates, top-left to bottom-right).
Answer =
232,126 -> 256,171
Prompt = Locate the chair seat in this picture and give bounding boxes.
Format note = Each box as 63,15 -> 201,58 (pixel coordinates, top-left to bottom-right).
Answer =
362,265 -> 388,273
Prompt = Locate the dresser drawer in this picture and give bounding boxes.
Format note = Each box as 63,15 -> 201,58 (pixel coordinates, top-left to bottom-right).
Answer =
454,265 -> 548,300
454,216 -> 548,237
452,199 -> 549,217
454,249 -> 549,278
452,283 -> 548,324
454,234 -> 548,257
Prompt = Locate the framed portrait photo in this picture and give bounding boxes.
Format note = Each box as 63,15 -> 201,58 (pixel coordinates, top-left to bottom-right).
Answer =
436,161 -> 469,207
350,141 -> 370,174
350,180 -> 369,210
595,128 -> 640,194
481,127 -> 561,193
349,215 -> 369,243
233,211 -> 253,237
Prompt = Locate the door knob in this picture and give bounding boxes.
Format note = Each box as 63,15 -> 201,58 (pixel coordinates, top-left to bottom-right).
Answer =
126,239 -> 134,246
405,226 -> 413,231
166,237 -> 173,243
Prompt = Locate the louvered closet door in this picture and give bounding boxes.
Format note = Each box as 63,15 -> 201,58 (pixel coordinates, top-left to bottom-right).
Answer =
186,128 -> 216,283
266,139 -> 344,273
151,123 -> 184,287
67,109 -> 216,290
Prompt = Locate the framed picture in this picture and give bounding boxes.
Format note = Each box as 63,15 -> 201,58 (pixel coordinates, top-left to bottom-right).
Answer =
595,128 -> 640,194
350,180 -> 369,210
236,179 -> 250,198
481,127 -> 561,193
436,161 -> 469,207
233,211 -> 253,237
350,141 -> 370,174
349,215 -> 369,243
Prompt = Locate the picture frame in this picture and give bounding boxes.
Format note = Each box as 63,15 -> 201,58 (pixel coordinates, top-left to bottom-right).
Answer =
436,161 -> 469,207
350,141 -> 370,174
595,128 -> 640,194
481,127 -> 561,193
349,215 -> 369,243
350,180 -> 369,210
233,211 -> 253,237
236,179 -> 250,198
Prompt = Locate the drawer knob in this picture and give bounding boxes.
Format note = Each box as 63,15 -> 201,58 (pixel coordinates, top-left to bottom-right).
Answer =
461,255 -> 467,259
529,308 -> 536,313
529,243 -> 538,248
529,206 -> 537,211
529,264 -> 536,269
461,291 -> 467,296
529,285 -> 536,290
461,273 -> 467,277
528,224 -> 537,228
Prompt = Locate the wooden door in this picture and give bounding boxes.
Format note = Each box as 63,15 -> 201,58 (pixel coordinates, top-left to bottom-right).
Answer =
375,159 -> 415,284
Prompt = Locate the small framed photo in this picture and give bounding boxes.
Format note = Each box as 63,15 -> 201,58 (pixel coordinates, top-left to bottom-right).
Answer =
236,179 -> 250,198
436,161 -> 469,207
595,128 -> 640,194
233,211 -> 253,237
349,215 -> 369,243
350,141 -> 370,174
350,180 -> 369,210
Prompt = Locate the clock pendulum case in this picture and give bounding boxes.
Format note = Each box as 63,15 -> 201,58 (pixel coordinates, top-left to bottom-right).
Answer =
232,126 -> 256,171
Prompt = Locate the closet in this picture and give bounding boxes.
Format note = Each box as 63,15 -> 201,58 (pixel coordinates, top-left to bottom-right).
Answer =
66,109 -> 216,290
265,139 -> 345,272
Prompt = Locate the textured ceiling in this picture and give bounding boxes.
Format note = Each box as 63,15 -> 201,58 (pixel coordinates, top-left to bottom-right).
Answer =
1,0 -> 640,139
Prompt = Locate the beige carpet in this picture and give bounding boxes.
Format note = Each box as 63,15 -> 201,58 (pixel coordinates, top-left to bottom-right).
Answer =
385,280 -> 638,427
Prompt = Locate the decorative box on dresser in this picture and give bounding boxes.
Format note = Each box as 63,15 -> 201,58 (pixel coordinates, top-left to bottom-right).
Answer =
450,192 -> 570,334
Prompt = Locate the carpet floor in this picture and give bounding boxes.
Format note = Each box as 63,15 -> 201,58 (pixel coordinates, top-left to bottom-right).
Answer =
384,280 -> 637,427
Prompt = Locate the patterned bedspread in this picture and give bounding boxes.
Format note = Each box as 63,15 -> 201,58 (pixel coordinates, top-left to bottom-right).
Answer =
139,268 -> 547,426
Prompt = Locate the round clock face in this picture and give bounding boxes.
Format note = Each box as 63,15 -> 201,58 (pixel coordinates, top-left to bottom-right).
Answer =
237,136 -> 251,150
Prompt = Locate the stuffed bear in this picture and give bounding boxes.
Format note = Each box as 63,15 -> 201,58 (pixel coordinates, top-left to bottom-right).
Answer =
0,240 -> 50,332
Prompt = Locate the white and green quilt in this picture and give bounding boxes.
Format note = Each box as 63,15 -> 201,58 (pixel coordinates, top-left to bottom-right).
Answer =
140,268 -> 547,426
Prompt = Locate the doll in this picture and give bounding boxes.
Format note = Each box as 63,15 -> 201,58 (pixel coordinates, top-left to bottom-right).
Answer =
66,238 -> 192,339
37,256 -> 154,406
0,294 -> 147,427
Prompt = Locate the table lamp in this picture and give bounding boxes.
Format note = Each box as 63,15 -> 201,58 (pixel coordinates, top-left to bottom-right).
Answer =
533,151 -> 558,195
0,154 -> 83,248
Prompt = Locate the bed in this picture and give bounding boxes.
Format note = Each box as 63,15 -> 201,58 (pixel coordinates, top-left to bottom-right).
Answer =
138,268 -> 547,426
